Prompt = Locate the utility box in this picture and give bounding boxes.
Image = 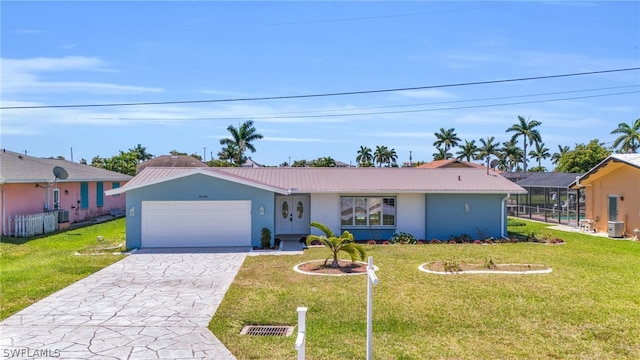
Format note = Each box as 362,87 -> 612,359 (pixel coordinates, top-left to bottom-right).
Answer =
58,209 -> 69,223
608,221 -> 624,238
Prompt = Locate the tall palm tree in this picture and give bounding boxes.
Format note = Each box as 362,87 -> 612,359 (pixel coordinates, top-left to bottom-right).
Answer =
456,139 -> 478,162
528,142 -> 551,170
551,145 -> 570,165
356,146 -> 373,167
611,118 -> 640,153
505,116 -> 542,172
306,221 -> 366,269
477,136 -> 500,168
373,145 -> 389,167
500,139 -> 523,171
219,120 -> 263,166
129,144 -> 153,163
433,128 -> 461,159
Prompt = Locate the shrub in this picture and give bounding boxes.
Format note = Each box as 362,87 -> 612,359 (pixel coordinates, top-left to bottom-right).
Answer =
484,257 -> 496,269
430,239 -> 442,244
260,228 -> 272,249
367,239 -> 376,245
443,259 -> 461,272
389,232 -> 417,244
507,218 -> 527,227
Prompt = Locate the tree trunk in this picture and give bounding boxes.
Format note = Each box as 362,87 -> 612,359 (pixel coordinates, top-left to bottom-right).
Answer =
331,253 -> 340,268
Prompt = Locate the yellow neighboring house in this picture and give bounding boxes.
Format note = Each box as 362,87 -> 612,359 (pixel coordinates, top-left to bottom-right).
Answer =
571,154 -> 640,238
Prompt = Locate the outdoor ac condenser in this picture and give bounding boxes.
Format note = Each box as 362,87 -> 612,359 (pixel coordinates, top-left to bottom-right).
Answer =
608,221 -> 624,238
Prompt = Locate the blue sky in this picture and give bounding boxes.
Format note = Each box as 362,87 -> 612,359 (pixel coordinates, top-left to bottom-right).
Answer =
1,1 -> 639,169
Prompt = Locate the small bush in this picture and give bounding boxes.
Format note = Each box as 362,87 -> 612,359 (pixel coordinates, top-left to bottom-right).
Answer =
484,257 -> 496,269
389,232 -> 417,244
443,259 -> 461,272
260,228 -> 272,249
507,218 -> 527,227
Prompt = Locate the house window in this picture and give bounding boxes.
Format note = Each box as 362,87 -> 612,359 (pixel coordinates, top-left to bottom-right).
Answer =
340,197 -> 396,227
80,182 -> 89,209
96,182 -> 104,207
112,182 -> 121,197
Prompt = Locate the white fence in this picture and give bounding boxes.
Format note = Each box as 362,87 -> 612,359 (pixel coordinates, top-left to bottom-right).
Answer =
11,211 -> 58,237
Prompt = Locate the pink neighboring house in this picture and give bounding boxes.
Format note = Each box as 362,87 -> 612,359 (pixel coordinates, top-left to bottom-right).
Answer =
0,150 -> 132,236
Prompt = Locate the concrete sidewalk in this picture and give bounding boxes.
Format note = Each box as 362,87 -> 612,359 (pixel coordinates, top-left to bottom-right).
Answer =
0,248 -> 247,359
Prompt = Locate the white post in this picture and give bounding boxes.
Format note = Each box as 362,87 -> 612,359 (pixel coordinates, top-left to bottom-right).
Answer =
295,306 -> 307,360
366,256 -> 379,360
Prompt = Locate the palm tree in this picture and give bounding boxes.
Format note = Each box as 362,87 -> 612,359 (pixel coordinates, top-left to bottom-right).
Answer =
356,146 -> 373,167
456,139 -> 478,162
432,148 -> 453,161
433,128 -> 461,159
219,120 -> 263,166
500,139 -> 523,171
477,136 -> 500,168
528,142 -> 551,170
306,221 -> 366,269
388,148 -> 398,167
311,157 -> 336,167
505,116 -> 542,172
373,145 -> 389,167
217,144 -> 239,164
129,144 -> 153,163
611,118 -> 640,153
551,145 -> 570,165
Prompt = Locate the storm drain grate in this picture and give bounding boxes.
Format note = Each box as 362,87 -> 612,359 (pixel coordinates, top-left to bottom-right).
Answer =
240,325 -> 294,337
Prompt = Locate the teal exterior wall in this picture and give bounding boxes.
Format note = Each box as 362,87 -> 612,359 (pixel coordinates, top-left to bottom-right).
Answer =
425,193 -> 506,240
125,173 -> 275,248
344,228 -> 397,241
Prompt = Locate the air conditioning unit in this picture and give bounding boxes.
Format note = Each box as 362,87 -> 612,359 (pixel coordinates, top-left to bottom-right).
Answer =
608,221 -> 624,238
58,209 -> 70,223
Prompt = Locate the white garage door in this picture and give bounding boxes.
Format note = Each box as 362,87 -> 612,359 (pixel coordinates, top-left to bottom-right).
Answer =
141,201 -> 251,248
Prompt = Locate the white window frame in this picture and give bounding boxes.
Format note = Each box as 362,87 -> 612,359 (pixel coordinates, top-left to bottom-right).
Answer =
340,196 -> 396,227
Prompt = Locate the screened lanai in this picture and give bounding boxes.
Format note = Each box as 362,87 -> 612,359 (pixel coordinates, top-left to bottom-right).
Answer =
504,172 -> 585,226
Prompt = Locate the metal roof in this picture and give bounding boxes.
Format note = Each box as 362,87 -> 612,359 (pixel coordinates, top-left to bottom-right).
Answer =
0,150 -> 133,184
107,166 -> 527,195
572,153 -> 640,187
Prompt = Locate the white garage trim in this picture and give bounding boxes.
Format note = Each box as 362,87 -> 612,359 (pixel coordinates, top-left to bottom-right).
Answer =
141,200 -> 251,248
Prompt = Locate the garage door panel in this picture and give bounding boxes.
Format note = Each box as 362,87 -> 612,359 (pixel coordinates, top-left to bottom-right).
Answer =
141,201 -> 251,248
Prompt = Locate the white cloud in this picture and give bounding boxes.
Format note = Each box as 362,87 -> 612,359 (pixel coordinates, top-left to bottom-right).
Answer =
1,56 -> 163,95
263,137 -> 334,143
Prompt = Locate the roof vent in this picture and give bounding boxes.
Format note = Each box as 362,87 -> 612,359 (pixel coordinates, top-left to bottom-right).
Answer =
240,325 -> 294,337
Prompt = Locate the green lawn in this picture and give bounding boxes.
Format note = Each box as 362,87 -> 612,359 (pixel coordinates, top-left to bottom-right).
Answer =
0,218 -> 126,320
209,220 -> 640,359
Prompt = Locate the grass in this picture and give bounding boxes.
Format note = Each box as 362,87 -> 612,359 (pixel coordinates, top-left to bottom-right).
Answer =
209,219 -> 640,359
0,218 -> 126,320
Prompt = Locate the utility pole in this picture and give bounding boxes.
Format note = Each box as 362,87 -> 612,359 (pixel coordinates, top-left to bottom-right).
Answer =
409,151 -> 413,167
203,147 -> 207,162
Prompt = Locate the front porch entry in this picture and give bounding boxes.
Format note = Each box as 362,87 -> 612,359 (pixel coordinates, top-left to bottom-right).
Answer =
275,195 -> 310,250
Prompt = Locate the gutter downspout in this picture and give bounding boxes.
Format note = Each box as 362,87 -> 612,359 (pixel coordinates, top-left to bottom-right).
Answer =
501,193 -> 510,238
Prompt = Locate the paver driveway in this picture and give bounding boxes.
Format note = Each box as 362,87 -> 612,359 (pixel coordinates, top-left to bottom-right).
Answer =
0,248 -> 247,359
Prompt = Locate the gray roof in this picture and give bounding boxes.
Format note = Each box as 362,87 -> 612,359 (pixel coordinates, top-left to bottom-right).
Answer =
107,167 -> 526,196
514,172 -> 583,188
0,150 -> 133,184
137,155 -> 208,172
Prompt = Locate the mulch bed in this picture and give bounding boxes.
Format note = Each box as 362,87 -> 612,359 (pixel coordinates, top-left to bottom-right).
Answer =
297,260 -> 368,274
425,261 -> 549,272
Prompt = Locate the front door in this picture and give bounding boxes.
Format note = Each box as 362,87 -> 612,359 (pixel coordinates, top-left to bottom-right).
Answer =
276,195 -> 310,234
